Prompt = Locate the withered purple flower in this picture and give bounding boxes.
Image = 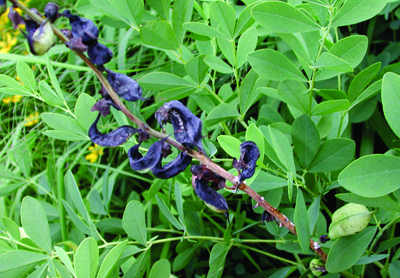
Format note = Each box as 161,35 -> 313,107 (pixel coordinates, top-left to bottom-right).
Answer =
190,165 -> 226,190
0,0 -> 7,16
192,176 -> 229,221
151,152 -> 192,179
65,37 -> 88,52
87,42 -> 113,66
89,113 -> 139,147
156,100 -> 205,154
128,138 -> 168,172
20,19 -> 57,56
261,210 -> 275,224
91,99 -> 116,117
106,70 -> 144,102
233,141 -> 260,185
8,6 -> 25,29
44,2 -> 60,23
62,10 -> 99,45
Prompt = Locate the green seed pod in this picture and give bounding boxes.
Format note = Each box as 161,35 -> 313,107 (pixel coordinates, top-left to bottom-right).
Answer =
328,203 -> 372,240
310,259 -> 327,277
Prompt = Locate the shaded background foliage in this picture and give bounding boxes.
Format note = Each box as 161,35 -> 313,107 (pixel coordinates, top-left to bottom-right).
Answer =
2,0 -> 400,277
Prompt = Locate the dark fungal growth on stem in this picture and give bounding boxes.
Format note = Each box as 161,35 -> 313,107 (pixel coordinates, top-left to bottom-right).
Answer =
156,100 -> 205,154
233,141 -> 260,185
88,113 -> 140,147
106,70 -> 144,102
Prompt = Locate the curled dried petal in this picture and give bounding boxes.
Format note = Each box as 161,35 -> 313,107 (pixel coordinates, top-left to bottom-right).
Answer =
151,152 -> 192,179
233,141 -> 260,184
194,177 -> 229,216
91,99 -> 114,117
87,42 -> 113,65
161,142 -> 172,158
8,7 -> 25,29
128,138 -> 168,172
89,113 -> 139,147
65,37 -> 88,52
106,70 -> 144,102
62,10 -> 99,45
44,2 -> 60,23
60,29 -> 73,39
158,100 -> 205,154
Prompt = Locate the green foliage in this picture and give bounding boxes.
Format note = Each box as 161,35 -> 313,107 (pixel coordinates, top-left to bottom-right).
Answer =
2,0 -> 400,277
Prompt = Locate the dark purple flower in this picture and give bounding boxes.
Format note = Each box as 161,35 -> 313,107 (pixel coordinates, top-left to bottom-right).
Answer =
156,100 -> 205,154
91,99 -> 115,117
87,42 -> 113,65
62,10 -> 99,45
7,7 -> 25,29
192,176 -> 229,220
233,141 -> 260,185
319,235 -> 330,244
151,152 -> 192,179
106,70 -> 144,102
44,2 -> 60,23
89,113 -> 139,147
65,37 -> 88,52
128,138 -> 168,172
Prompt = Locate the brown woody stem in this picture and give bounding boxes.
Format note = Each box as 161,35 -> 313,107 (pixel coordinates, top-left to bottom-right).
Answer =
11,0 -> 327,263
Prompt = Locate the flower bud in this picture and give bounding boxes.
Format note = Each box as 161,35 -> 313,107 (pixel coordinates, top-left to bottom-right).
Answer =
44,2 -> 60,23
328,203 -> 372,239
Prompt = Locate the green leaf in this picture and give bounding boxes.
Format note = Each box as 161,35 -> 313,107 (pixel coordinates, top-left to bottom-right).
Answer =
205,103 -> 241,126
156,87 -> 197,103
251,1 -> 320,33
183,22 -> 228,40
316,89 -> 347,101
389,261 -> 400,278
75,93 -> 97,131
54,246 -> 76,276
249,171 -> 287,192
174,182 -> 185,226
122,250 -> 150,278
210,1 -> 236,39
217,135 -> 242,159
248,49 -> 306,82
246,123 -> 265,162
332,0 -> 388,27
41,113 -> 86,136
149,259 -> 171,278
350,80 -> 381,110
348,62 -> 381,102
339,154 -> 400,198
16,61 -> 36,92
139,72 -> 194,91
217,38 -> 235,66
122,201 -> 147,246
292,114 -> 320,169
204,56 -> 233,74
308,138 -> 355,173
311,99 -> 350,115
313,52 -> 353,72
240,70 -> 265,116
326,227 -> 377,273
0,87 -> 33,96
0,251 -> 47,277
74,237 -> 99,278
294,189 -> 310,253
97,241 -> 128,278
21,197 -> 52,254
155,194 -> 183,230
62,200 -> 91,235
147,0 -> 169,20
140,20 -> 178,50
336,193 -> 400,212
43,130 -> 89,142
234,3 -> 256,37
277,79 -> 309,113
39,80 -> 64,106
27,263 -> 48,278
208,244 -> 230,278
185,55 -> 209,84
1,217 -> 21,240
269,126 -> 296,175
308,196 -> 321,234
46,56 -> 63,100
172,0 -> 194,45
172,244 -> 199,271
278,32 -> 312,64
0,74 -> 31,93
382,72 -> 400,138
65,170 -> 91,225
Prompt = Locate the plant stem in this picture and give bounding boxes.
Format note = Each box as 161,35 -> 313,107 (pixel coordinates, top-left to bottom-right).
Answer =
12,0 -> 328,262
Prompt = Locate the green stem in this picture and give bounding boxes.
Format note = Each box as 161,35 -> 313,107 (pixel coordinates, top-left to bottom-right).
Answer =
233,244 -> 298,265
0,235 -> 45,253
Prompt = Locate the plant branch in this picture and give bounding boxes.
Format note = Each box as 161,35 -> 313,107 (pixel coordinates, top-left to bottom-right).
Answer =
11,0 -> 327,262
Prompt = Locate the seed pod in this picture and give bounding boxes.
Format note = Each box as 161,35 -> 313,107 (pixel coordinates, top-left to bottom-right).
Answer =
22,20 -> 57,56
156,100 -> 205,154
62,10 -> 99,45
87,42 -> 113,66
328,203 -> 372,240
128,138 -> 168,172
106,70 -> 144,102
151,152 -> 192,179
89,113 -> 139,147
310,259 -> 328,277
44,2 -> 60,23
233,141 -> 260,184
193,177 -> 229,220
0,0 -> 6,16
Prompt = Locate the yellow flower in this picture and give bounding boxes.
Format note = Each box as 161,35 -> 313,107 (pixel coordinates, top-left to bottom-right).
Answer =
24,111 -> 39,126
85,144 -> 104,163
2,95 -> 23,104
